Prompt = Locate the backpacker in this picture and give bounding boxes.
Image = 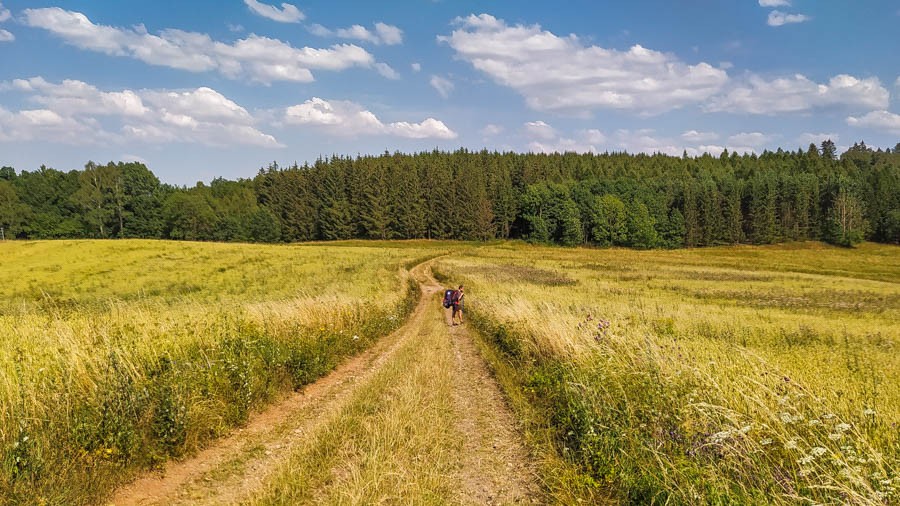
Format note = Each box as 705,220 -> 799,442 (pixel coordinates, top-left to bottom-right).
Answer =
442,289 -> 456,308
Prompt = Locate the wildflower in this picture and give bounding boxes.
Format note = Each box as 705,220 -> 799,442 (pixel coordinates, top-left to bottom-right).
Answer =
811,447 -> 827,457
760,438 -> 773,445
352,335 -> 360,341
784,439 -> 798,450
822,413 -> 836,420
808,419 -> 822,426
863,408 -> 876,416
798,455 -> 815,465
881,479 -> 892,486
780,412 -> 793,424
835,422 -> 851,432
740,425 -> 752,434
828,433 -> 842,441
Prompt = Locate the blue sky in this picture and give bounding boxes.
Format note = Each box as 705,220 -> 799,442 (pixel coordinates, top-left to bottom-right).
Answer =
0,0 -> 898,185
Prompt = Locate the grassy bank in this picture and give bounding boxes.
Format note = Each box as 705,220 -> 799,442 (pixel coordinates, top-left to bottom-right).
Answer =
437,242 -> 899,504
0,240 -> 438,505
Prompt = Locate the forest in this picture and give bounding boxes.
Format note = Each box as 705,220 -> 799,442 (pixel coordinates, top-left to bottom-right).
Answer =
1,140 -> 899,248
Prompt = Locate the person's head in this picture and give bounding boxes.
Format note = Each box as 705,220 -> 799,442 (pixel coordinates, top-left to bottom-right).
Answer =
458,285 -> 464,291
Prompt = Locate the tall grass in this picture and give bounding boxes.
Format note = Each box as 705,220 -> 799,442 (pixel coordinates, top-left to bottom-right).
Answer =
0,240 -> 439,505
439,242 -> 899,504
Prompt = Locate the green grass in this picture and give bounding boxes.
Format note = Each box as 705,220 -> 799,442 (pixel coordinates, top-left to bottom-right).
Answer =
0,239 -> 445,505
437,241 -> 899,504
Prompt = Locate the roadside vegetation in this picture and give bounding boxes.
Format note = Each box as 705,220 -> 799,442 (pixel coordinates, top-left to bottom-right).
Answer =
437,241 -> 899,504
0,239 -> 438,505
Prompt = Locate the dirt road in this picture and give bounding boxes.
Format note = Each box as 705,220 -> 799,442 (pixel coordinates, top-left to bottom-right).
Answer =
108,261 -> 540,505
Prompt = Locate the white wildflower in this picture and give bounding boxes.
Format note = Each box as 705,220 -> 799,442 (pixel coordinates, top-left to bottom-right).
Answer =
352,335 -> 360,341
760,438 -> 773,446
863,408 -> 876,416
822,413 -> 836,420
836,423 -> 851,432
740,425 -> 752,434
808,419 -> 822,426
799,455 -> 815,465
784,439 -> 798,450
780,412 -> 794,424
828,433 -> 842,441
811,447 -> 827,457
881,479 -> 893,486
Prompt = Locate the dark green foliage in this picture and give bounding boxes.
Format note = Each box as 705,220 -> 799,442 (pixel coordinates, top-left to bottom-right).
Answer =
3,143 -> 899,248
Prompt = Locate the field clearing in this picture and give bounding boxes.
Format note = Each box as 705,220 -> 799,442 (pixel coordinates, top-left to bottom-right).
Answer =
436,242 -> 899,504
0,239 -> 443,505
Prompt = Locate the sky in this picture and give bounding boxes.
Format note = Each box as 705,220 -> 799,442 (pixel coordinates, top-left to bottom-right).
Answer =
0,0 -> 898,185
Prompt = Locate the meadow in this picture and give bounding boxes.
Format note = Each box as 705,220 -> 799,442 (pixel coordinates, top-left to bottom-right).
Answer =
436,242 -> 899,504
0,240 -> 439,505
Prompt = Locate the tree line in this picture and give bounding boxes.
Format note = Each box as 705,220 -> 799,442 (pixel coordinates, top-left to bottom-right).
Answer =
1,140 -> 899,248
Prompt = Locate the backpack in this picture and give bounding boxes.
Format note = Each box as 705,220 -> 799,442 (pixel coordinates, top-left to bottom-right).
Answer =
442,289 -> 455,308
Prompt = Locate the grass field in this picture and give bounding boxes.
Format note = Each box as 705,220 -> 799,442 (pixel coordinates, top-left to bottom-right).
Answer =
3,239 -> 898,505
436,242 -> 899,504
0,239 -> 441,505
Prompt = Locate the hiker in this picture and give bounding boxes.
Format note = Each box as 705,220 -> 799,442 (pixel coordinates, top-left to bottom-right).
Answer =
451,285 -> 464,325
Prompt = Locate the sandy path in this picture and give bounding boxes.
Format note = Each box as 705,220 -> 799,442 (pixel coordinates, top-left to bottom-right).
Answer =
107,261 -> 540,505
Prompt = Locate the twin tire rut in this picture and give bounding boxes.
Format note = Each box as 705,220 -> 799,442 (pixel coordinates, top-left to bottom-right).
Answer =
108,262 -> 540,505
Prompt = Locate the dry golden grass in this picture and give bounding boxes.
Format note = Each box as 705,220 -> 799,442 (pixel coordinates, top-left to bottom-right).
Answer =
0,239 -> 441,505
437,241 -> 899,504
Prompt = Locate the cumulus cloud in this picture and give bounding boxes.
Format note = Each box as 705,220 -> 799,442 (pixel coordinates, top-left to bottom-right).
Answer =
846,110 -> 900,134
430,75 -> 454,98
707,73 -> 889,114
308,21 -> 403,45
480,124 -> 503,136
439,14 -> 728,114
374,62 -> 400,80
411,62 -> 421,73
283,97 -> 457,139
758,0 -> 791,7
681,130 -> 719,142
767,10 -> 810,26
0,2 -> 9,22
523,120 -> 556,140
727,132 -> 775,147
22,8 -> 380,84
244,0 -> 304,23
0,28 -> 12,42
1,77 -> 281,148
797,132 -> 840,146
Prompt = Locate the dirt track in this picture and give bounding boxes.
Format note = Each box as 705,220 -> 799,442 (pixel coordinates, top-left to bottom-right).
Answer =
107,261 -> 540,505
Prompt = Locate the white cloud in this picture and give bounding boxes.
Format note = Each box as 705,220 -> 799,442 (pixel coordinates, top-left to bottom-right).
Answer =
374,62 -> 400,80
708,73 -> 889,114
228,24 -> 245,33
681,130 -> 719,142
846,110 -> 900,134
430,75 -> 454,98
1,77 -> 281,148
480,124 -> 503,136
895,76 -> 900,87
411,62 -> 421,73
524,121 -> 556,140
12,77 -> 148,116
797,132 -> 839,146
0,106 -> 107,144
374,22 -> 403,45
0,28 -> 12,42
22,8 -> 378,84
767,10 -> 810,26
121,153 -> 148,164
283,97 -> 457,139
439,14 -> 728,114
727,132 -> 775,147
582,129 -> 606,144
309,22 -> 403,45
0,2 -> 9,22
243,0 -> 304,23
759,0 -> 791,7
